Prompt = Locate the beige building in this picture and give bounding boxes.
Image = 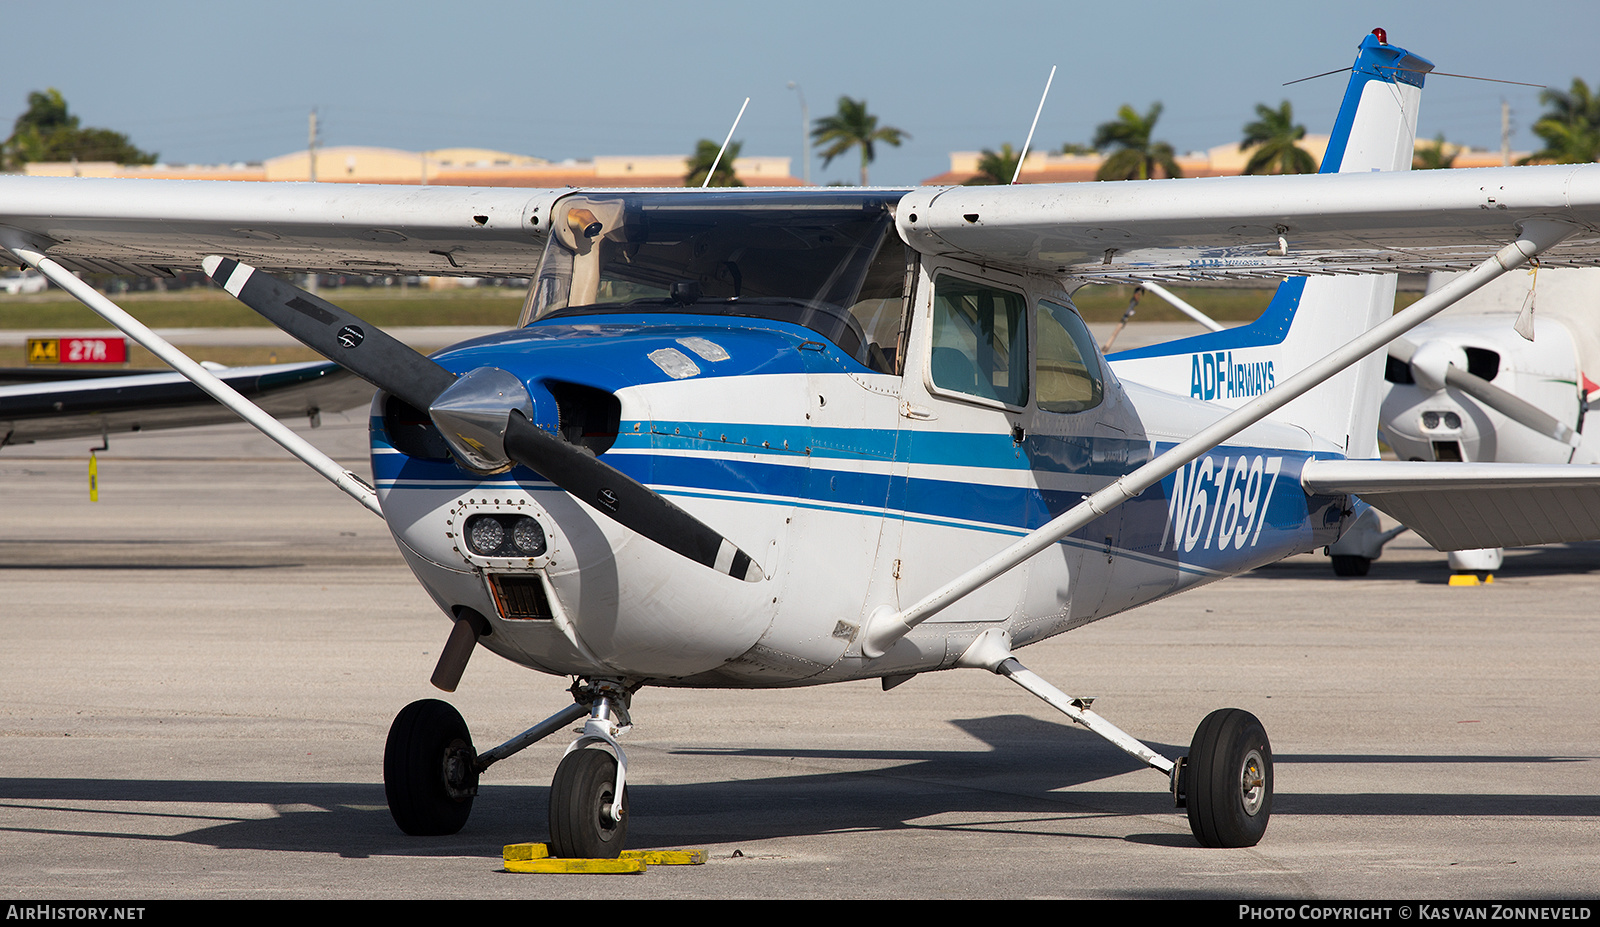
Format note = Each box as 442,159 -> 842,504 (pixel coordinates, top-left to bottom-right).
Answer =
24,145 -> 800,187
926,133 -> 1531,184
21,138 -> 1530,188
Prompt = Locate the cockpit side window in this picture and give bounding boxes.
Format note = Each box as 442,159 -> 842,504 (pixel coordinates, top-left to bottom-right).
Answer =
928,274 -> 1028,408
846,238 -> 912,375
1035,298 -> 1104,413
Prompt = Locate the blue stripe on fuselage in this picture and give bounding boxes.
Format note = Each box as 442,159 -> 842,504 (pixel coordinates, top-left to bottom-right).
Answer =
374,415 -> 1344,574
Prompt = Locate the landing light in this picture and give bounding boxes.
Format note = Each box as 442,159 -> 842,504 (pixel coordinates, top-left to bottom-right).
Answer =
465,514 -> 547,558
513,518 -> 547,556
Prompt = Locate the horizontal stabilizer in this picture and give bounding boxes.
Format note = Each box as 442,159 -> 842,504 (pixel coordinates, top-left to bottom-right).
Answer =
1302,460 -> 1600,550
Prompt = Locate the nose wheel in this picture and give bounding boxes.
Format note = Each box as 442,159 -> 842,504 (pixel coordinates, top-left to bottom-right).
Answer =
1183,708 -> 1273,848
549,748 -> 628,859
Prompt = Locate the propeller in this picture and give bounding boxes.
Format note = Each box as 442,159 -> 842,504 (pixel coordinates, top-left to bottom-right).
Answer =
1390,337 -> 1578,447
202,256 -> 765,583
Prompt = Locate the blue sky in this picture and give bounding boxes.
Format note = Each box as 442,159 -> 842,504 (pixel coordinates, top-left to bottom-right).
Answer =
4,1 -> 1596,185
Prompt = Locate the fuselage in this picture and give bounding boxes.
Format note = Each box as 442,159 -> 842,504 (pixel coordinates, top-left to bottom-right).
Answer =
372,294 -> 1348,689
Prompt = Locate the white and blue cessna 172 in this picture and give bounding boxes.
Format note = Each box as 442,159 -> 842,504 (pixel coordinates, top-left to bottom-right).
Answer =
8,30 -> 1600,855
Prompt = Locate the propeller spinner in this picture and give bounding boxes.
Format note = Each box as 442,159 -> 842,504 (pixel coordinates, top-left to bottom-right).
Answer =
202,256 -> 766,583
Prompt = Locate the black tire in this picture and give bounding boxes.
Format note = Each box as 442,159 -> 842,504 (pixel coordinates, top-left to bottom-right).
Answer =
1331,555 -> 1371,577
548,748 -> 628,859
383,699 -> 478,836
1184,708 -> 1272,848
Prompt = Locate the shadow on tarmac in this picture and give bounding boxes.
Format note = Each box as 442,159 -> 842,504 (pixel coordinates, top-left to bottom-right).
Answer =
1247,540 -> 1600,584
2,714 -> 1594,859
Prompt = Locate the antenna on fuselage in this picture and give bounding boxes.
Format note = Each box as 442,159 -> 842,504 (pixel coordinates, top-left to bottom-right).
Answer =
1012,65 -> 1056,184
702,96 -> 751,188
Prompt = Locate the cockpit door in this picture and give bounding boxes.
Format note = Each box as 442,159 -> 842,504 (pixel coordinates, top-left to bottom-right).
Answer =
886,257 -> 1032,627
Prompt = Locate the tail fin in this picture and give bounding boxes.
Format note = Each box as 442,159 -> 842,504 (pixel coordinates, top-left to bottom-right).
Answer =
1107,31 -> 1433,459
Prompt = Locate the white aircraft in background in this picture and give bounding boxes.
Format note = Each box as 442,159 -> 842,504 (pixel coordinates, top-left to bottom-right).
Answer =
0,268 -> 48,295
1323,267 -> 1600,575
6,30 -> 1600,857
1111,266 -> 1600,577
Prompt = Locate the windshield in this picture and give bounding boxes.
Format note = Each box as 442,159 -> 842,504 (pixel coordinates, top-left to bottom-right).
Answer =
523,190 -> 909,371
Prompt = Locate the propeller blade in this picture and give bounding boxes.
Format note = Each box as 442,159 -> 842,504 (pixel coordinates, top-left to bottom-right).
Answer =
205,256 -> 765,582
1389,338 -> 1578,446
1441,365 -> 1579,446
202,255 -> 455,411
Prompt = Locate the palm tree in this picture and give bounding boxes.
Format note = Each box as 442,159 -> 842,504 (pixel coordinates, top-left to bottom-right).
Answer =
811,97 -> 908,186
684,138 -> 744,187
1413,133 -> 1458,170
1240,101 -> 1317,175
1093,103 -> 1181,181
964,143 -> 1020,185
1522,78 -> 1600,164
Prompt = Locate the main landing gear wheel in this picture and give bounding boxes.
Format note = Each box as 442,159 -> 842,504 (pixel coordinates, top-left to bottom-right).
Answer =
549,748 -> 627,859
383,698 -> 479,836
1184,708 -> 1272,848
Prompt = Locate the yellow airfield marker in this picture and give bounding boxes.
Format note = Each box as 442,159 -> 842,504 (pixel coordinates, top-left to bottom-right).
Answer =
504,856 -> 647,874
623,848 -> 707,865
502,843 -> 706,873
503,843 -> 549,861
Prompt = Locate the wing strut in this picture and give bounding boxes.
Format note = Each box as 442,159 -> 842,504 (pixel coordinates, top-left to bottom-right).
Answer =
0,236 -> 383,517
1142,281 -> 1226,333
860,219 -> 1578,658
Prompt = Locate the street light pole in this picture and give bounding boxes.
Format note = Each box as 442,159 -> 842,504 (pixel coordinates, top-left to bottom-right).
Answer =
788,81 -> 810,185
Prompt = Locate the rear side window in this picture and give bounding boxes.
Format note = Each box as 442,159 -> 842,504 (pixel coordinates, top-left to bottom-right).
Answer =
929,275 -> 1028,407
1035,299 -> 1103,413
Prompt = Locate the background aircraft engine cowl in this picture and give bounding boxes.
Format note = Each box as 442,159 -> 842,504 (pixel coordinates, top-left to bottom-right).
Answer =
1379,389 -> 1488,462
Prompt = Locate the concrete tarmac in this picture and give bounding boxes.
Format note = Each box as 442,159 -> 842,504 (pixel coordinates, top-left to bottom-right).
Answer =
1,420 -> 1597,900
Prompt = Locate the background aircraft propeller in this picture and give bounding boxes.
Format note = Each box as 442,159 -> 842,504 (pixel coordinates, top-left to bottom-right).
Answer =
202,256 -> 765,583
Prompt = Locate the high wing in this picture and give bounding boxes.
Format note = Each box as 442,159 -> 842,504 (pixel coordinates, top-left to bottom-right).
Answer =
0,178 -> 563,278
1302,459 -> 1600,551
0,361 -> 372,445
8,166 -> 1600,283
894,164 -> 1600,281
